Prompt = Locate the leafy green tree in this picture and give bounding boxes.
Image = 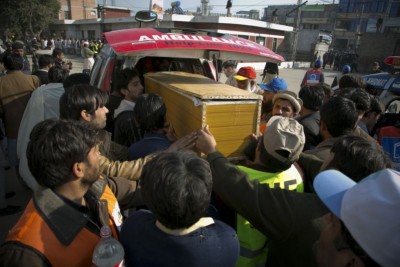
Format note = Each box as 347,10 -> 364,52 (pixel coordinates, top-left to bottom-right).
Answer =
0,0 -> 60,39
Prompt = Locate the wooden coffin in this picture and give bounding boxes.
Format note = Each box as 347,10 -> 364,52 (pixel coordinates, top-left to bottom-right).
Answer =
144,71 -> 262,159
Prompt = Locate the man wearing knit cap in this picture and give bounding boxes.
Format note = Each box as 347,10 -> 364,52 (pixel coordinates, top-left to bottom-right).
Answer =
233,66 -> 262,94
258,77 -> 288,132
82,41 -> 94,73
272,90 -> 303,119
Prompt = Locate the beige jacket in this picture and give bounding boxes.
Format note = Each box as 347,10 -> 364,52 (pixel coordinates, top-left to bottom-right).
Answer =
98,129 -> 152,181
0,71 -> 39,138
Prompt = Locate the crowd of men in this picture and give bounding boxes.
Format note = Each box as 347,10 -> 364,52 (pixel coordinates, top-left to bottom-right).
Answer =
0,40 -> 398,267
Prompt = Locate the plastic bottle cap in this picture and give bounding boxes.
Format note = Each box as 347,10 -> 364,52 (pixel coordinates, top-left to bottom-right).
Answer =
100,226 -> 112,238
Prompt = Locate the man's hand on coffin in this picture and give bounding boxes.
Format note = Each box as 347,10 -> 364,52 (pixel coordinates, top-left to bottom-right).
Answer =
196,125 -> 217,155
166,131 -> 197,152
163,121 -> 177,142
251,132 -> 262,142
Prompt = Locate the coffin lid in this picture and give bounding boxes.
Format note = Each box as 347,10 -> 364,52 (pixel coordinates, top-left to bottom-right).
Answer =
145,71 -> 263,100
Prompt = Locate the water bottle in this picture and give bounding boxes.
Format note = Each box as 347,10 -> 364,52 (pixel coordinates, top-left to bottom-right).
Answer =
92,226 -> 125,267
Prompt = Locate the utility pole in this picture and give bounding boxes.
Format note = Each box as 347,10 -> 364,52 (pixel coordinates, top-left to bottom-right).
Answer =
291,0 -> 307,63
355,0 -> 365,49
201,0 -> 209,16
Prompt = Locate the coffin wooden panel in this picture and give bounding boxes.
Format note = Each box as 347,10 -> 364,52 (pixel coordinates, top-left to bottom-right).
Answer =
145,71 -> 262,159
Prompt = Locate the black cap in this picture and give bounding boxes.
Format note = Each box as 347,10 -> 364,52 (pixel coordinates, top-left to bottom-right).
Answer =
12,41 -> 24,50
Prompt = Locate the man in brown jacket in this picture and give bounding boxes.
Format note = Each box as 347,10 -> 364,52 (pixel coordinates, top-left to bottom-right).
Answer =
0,54 -> 39,168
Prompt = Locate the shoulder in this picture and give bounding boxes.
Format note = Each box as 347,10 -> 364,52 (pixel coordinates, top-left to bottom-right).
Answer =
115,110 -> 135,121
207,219 -> 237,237
0,241 -> 50,267
120,210 -> 155,240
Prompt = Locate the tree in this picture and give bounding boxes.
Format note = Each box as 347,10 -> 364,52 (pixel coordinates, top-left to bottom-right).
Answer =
0,0 -> 60,40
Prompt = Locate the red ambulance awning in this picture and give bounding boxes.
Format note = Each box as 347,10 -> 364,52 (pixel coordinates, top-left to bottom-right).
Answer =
103,28 -> 285,63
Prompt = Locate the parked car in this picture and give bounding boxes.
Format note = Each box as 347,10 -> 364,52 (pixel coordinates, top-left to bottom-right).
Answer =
90,27 -> 284,93
364,56 -> 400,135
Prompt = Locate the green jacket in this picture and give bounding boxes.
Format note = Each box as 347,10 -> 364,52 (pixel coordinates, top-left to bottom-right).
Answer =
236,165 -> 304,267
207,151 -> 328,267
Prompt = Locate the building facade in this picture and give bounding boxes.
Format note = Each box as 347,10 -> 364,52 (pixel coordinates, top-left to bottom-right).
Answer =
335,0 -> 400,51
59,0 -> 98,20
51,13 -> 293,53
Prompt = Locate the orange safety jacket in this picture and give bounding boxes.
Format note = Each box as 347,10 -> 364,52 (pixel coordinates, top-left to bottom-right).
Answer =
5,177 -> 122,267
302,69 -> 323,86
378,125 -> 400,171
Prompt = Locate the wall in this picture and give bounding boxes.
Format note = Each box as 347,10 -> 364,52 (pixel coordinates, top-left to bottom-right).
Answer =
104,9 -> 130,19
358,32 -> 400,73
59,0 -> 97,20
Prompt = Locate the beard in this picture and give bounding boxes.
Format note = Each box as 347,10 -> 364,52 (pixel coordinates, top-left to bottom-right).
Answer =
80,163 -> 99,188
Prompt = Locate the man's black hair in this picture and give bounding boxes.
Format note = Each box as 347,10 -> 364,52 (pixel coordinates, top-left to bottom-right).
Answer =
48,66 -> 68,83
338,74 -> 366,89
59,84 -> 108,120
52,48 -> 64,58
117,68 -> 140,93
3,54 -> 23,71
320,97 -> 358,137
62,73 -> 90,91
134,93 -> 166,132
140,150 -> 212,229
324,135 -> 391,182
27,119 -> 99,189
339,87 -> 371,114
365,95 -> 383,116
299,85 -> 325,111
11,41 -> 24,50
38,54 -> 54,69
222,60 -> 236,69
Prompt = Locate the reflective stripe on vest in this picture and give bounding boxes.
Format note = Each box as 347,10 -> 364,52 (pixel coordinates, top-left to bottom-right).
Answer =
6,183 -> 121,267
235,165 -> 303,267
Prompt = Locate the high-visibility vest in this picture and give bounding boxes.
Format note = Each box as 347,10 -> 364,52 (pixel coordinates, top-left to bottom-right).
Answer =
5,179 -> 122,267
378,125 -> 400,171
235,165 -> 303,267
304,69 -> 322,85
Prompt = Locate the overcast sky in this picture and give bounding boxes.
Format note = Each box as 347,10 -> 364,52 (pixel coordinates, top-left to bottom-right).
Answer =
100,0 -> 335,15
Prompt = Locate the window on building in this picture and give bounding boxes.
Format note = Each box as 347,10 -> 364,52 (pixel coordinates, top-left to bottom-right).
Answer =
338,0 -> 349,12
272,38 -> 277,52
88,30 -> 96,40
348,1 -> 355,12
394,39 -> 400,55
64,11 -> 71,20
303,24 -> 320,30
336,20 -> 352,31
256,36 -> 265,46
340,0 -> 388,13
390,3 -> 400,17
238,35 -> 249,40
377,1 -> 387,12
